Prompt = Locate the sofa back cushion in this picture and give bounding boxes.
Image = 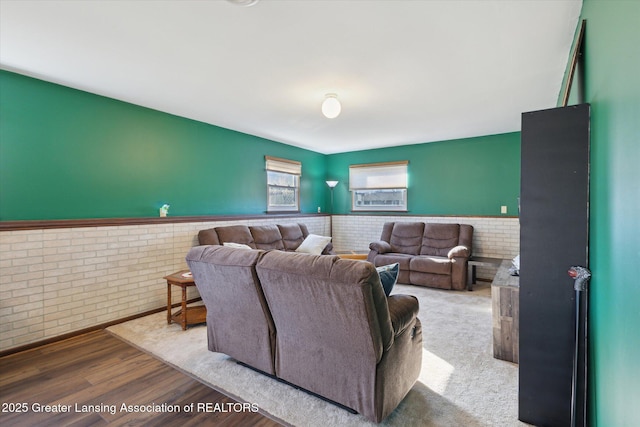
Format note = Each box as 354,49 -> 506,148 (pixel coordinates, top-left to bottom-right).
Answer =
215,225 -> 257,249
185,245 -> 275,375
198,228 -> 220,246
420,223 -> 461,256
250,225 -> 285,250
388,222 -> 425,255
277,223 -> 308,251
255,251 -> 393,409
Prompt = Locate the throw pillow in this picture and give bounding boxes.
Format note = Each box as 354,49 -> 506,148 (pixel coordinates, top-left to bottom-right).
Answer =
223,242 -> 253,250
377,263 -> 400,296
295,234 -> 332,255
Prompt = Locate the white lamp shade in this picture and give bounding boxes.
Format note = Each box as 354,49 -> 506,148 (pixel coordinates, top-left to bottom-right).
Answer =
326,180 -> 339,188
322,95 -> 341,119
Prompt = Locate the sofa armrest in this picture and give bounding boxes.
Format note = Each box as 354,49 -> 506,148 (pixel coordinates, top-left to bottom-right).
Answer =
448,245 -> 470,259
369,240 -> 392,254
387,294 -> 419,336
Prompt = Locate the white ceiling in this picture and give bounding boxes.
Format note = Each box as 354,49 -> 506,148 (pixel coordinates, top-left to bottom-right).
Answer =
0,0 -> 582,154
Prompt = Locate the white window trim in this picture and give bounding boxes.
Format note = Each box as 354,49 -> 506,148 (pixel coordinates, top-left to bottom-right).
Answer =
349,161 -> 408,212
266,156 -> 301,213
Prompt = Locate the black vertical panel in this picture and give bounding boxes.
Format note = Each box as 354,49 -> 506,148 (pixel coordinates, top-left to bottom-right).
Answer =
519,104 -> 590,426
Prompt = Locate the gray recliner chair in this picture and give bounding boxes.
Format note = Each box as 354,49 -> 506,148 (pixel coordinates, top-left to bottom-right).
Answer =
186,245 -> 276,375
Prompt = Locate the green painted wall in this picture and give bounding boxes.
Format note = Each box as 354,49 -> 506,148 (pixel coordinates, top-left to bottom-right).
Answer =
568,2 -> 640,425
326,133 -> 521,216
1,69 -> 520,221
0,70 -> 326,220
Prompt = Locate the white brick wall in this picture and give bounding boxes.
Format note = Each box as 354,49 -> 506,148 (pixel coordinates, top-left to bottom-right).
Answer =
0,214 -> 517,352
0,216 -> 329,351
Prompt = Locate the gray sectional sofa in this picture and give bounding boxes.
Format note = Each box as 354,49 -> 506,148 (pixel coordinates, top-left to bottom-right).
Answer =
186,245 -> 422,423
198,222 -> 335,254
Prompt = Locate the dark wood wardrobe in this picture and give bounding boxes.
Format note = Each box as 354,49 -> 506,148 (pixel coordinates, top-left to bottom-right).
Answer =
519,104 -> 590,426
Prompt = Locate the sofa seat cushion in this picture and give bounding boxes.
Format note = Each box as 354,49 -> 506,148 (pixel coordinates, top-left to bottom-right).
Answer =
372,253 -> 412,270
250,225 -> 285,250
409,271 -> 452,289
410,255 -> 452,275
389,222 -> 425,255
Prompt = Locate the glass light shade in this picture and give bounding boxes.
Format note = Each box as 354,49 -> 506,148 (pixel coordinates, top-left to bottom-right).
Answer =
322,95 -> 341,119
227,0 -> 260,6
326,180 -> 339,188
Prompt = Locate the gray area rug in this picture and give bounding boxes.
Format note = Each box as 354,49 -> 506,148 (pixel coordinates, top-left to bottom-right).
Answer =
107,283 -> 528,426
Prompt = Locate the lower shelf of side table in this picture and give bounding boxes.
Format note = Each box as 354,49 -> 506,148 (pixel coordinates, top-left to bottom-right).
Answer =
337,253 -> 368,260
467,256 -> 504,291
170,304 -> 207,329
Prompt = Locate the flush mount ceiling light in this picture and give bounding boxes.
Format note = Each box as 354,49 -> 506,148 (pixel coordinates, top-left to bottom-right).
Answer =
321,94 -> 341,119
227,0 -> 260,6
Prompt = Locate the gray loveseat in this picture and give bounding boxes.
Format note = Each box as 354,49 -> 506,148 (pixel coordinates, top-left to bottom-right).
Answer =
186,245 -> 422,423
368,222 -> 473,290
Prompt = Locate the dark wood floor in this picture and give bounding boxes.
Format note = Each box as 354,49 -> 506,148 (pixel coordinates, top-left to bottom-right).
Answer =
0,330 -> 283,426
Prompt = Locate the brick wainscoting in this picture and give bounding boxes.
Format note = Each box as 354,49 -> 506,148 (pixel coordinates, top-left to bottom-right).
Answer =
1,214 -> 517,352
0,216 -> 329,352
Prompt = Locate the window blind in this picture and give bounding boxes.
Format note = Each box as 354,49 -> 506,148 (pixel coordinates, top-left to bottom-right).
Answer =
265,156 -> 301,176
349,161 -> 408,190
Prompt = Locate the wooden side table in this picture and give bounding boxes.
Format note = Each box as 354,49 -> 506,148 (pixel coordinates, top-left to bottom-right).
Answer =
466,256 -> 503,291
336,250 -> 369,260
491,259 -> 520,363
164,270 -> 206,330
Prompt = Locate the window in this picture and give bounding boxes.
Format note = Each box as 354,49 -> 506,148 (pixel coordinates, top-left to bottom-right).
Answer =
266,156 -> 301,212
349,161 -> 408,211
